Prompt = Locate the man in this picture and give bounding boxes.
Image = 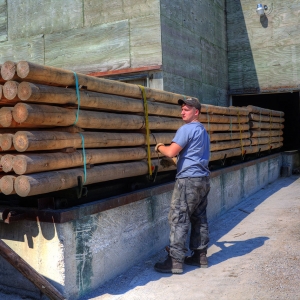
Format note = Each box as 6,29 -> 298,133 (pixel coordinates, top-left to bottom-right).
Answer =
154,97 -> 210,274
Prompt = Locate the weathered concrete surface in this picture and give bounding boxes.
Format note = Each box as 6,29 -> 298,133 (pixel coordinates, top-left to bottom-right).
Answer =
0,154 -> 285,299
160,0 -> 228,104
79,174 -> 300,300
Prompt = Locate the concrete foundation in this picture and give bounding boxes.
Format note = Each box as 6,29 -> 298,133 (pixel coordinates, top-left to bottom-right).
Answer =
0,152 -> 293,299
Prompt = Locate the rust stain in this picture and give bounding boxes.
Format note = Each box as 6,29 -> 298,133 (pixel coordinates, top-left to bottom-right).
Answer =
87,65 -> 162,77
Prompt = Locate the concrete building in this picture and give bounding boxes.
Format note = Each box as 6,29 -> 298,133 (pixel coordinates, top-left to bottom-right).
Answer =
0,1 -> 299,299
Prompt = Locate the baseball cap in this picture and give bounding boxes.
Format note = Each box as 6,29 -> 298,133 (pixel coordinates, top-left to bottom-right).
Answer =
178,97 -> 201,111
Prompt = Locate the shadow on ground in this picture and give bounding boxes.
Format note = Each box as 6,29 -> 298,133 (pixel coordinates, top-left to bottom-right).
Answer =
80,176 -> 299,299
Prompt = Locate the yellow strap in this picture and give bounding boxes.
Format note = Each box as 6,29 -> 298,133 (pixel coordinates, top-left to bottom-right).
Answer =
237,111 -> 244,155
139,85 -> 152,176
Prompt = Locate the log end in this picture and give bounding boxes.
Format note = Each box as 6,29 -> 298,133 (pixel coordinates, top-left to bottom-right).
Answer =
0,175 -> 16,195
12,155 -> 27,175
0,154 -> 14,173
0,107 -> 13,127
12,103 -> 29,124
17,81 -> 32,101
16,61 -> 30,79
1,61 -> 16,81
13,131 -> 29,152
0,133 -> 14,151
3,81 -> 19,100
14,175 -> 30,197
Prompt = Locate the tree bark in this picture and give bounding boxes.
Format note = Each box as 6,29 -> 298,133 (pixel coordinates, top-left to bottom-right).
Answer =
249,113 -> 284,123
13,131 -> 176,152
14,160 -> 175,197
13,61 -> 248,115
249,121 -> 284,130
250,136 -> 283,145
12,103 -> 250,131
210,139 -> 251,152
17,82 -> 249,122
247,105 -> 284,117
12,147 -> 159,175
250,130 -> 283,138
210,142 -> 283,161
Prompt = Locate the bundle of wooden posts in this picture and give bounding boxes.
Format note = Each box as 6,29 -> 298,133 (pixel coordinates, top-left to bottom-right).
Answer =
0,61 -> 284,198
247,105 -> 284,153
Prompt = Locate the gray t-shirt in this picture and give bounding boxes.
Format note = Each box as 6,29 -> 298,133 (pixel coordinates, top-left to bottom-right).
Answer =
172,122 -> 210,178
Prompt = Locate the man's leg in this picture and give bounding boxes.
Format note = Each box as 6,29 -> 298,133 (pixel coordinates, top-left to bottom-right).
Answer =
185,176 -> 210,267
154,178 -> 189,274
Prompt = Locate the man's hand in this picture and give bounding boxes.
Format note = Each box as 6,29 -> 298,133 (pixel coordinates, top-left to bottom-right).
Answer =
155,143 -> 165,153
160,157 -> 177,167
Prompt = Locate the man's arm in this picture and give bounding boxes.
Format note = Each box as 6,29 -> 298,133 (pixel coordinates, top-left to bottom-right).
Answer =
156,142 -> 182,158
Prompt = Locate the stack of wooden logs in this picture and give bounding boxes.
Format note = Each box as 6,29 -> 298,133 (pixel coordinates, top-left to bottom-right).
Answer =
247,105 -> 284,153
0,61 -> 284,198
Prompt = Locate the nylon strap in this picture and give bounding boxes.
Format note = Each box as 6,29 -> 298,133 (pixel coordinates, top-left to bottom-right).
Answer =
139,85 -> 152,176
79,133 -> 87,184
73,72 -> 81,125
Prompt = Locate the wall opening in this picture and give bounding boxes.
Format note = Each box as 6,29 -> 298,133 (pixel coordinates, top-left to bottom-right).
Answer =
232,92 -> 300,151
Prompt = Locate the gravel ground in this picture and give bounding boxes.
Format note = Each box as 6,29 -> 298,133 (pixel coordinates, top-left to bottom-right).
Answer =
1,175 -> 300,300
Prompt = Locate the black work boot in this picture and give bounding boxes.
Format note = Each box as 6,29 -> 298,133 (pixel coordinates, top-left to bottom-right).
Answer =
184,250 -> 208,268
154,255 -> 183,274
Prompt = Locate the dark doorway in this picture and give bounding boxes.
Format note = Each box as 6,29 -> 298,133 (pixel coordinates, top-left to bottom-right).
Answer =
232,92 -> 300,151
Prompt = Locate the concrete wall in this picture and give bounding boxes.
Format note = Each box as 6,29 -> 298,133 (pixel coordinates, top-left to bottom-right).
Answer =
0,0 -> 162,73
160,0 -> 228,105
227,0 -> 300,95
0,154 -> 284,299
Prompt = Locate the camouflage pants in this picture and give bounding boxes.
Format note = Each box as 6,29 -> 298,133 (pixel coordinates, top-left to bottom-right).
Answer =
168,177 -> 210,262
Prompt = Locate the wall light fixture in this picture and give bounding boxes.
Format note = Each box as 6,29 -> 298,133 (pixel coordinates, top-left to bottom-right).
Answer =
256,4 -> 268,16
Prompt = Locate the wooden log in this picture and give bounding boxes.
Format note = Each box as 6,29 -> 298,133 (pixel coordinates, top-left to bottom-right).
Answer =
250,136 -> 284,145
15,61 -> 190,105
14,61 -> 248,115
12,147 -> 160,175
12,103 -> 250,131
0,127 -> 82,151
0,106 -> 51,128
210,142 -> 283,161
0,107 -> 14,127
250,130 -> 283,138
210,132 -> 250,142
3,81 -> 19,100
249,113 -> 285,123
249,121 -> 284,130
210,139 -> 251,152
14,160 -> 176,197
0,175 -> 16,195
0,239 -> 66,300
17,82 -> 250,122
12,102 -> 184,130
204,123 -> 249,132
0,61 -> 19,81
202,104 -> 249,116
0,134 -> 14,151
1,154 -> 14,172
247,105 -> 284,117
13,131 -> 176,152
17,81 -> 182,118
